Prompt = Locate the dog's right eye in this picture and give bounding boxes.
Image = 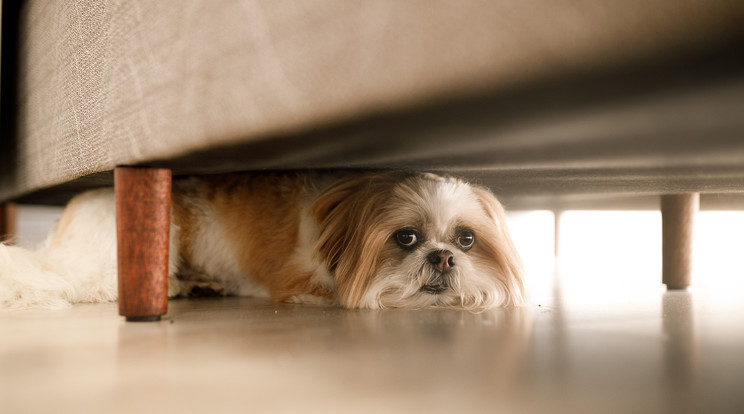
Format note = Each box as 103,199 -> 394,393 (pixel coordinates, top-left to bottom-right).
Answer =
395,229 -> 419,249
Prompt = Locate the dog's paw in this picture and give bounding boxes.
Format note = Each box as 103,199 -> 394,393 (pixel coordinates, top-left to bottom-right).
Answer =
167,275 -> 182,298
283,294 -> 337,306
183,281 -> 225,298
175,271 -> 225,298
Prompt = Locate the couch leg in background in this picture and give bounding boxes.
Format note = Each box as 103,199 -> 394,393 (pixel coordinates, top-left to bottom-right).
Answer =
554,210 -> 562,257
661,193 -> 699,290
115,167 -> 172,322
0,202 -> 16,244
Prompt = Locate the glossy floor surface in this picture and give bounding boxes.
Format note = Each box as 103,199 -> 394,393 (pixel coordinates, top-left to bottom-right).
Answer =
2,208 -> 744,413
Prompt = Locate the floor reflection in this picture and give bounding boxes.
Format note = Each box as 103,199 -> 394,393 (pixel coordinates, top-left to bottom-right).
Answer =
525,259 -> 706,413
662,291 -> 698,413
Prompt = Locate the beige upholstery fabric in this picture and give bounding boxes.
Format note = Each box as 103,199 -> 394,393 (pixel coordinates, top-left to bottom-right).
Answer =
2,0 -> 743,202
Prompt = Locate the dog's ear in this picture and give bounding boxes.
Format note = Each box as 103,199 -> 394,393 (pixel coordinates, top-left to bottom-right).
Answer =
469,186 -> 526,307
310,175 -> 399,308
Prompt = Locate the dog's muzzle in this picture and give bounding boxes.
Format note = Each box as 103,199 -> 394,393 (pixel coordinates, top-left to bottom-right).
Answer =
421,249 -> 455,294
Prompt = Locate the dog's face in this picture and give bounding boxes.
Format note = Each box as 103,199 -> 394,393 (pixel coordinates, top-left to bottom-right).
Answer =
312,173 -> 525,310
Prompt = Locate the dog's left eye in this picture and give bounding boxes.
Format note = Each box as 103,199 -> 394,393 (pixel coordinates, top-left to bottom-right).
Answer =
455,230 -> 475,251
395,229 -> 419,249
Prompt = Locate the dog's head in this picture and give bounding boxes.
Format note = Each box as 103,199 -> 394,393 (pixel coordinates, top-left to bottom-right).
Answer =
311,172 -> 525,310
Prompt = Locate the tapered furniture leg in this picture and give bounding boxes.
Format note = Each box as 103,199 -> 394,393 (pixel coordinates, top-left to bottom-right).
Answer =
554,210 -> 562,257
661,193 -> 699,290
115,167 -> 172,322
0,202 -> 16,244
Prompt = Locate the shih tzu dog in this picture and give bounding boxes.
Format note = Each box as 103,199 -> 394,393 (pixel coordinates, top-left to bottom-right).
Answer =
0,172 -> 525,310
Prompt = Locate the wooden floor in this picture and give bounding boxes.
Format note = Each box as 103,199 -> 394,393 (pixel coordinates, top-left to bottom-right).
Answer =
2,208 -> 744,413
2,287 -> 743,413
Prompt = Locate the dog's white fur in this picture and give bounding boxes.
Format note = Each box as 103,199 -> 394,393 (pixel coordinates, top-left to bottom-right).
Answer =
0,172 -> 525,310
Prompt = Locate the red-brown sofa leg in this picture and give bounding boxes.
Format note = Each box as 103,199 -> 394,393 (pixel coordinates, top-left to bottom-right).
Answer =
0,202 -> 17,244
115,167 -> 172,322
661,193 -> 699,290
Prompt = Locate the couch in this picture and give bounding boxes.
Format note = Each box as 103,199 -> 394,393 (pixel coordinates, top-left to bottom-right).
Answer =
2,0 -> 743,319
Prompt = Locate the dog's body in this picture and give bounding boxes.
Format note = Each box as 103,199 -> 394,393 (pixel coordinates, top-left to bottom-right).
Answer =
0,172 -> 525,310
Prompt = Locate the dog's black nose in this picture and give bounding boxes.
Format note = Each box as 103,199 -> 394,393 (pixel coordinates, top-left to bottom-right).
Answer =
427,250 -> 455,273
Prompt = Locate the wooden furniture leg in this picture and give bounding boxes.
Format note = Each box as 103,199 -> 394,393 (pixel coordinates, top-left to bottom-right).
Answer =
0,202 -> 17,244
554,210 -> 562,257
661,193 -> 699,290
115,167 -> 172,322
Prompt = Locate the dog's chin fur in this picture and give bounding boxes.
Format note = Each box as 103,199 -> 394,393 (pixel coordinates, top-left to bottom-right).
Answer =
361,257 -> 514,310
1,172 -> 525,310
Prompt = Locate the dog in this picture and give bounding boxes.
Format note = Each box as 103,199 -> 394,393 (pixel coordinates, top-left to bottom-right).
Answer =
0,172 -> 525,310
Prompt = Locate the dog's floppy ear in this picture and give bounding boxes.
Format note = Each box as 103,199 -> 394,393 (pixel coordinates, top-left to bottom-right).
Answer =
310,174 -> 400,308
470,185 -> 526,307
